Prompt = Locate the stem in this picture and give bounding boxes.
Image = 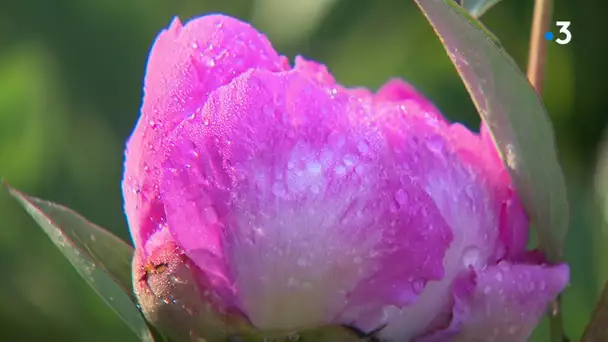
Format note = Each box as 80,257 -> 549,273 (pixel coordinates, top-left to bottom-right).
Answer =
527,0 -> 553,94
527,1 -> 563,341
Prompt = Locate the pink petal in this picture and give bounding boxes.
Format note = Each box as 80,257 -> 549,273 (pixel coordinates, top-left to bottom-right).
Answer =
160,68 -> 454,331
293,56 -> 336,85
417,262 -> 569,342
375,96 -> 529,339
479,123 -> 529,260
293,56 -> 374,99
449,122 -> 529,261
374,79 -> 444,120
123,15 -> 289,252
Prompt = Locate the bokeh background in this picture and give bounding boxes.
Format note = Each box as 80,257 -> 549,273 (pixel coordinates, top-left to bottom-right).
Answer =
0,0 -> 604,341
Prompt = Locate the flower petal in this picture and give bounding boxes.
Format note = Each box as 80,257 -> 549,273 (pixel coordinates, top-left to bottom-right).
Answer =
374,78 -> 441,112
451,122 -> 529,261
377,120 -> 505,339
417,262 -> 569,342
160,68 -> 453,332
123,15 -> 288,251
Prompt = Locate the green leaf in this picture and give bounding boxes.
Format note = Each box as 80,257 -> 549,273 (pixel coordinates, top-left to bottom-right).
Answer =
459,0 -> 504,17
581,280 -> 608,342
4,183 -> 155,341
413,0 -> 569,261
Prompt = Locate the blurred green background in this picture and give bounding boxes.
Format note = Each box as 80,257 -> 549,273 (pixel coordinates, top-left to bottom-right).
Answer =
0,0 -> 604,341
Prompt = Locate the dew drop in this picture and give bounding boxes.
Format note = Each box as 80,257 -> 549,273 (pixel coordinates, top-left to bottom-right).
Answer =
462,246 -> 481,269
306,161 -> 322,174
357,140 -> 369,153
411,279 -> 425,294
506,144 -> 518,170
343,155 -> 355,167
203,56 -> 216,68
191,42 -> 199,49
394,189 -> 408,204
426,135 -> 444,154
202,206 -> 219,224
334,165 -> 346,175
494,270 -> 504,282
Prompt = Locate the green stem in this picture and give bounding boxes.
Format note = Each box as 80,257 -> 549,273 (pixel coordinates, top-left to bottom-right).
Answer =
527,0 -> 553,94
526,1 -> 563,341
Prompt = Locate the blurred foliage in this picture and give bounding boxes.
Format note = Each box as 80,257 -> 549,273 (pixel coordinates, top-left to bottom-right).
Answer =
0,0 -> 604,341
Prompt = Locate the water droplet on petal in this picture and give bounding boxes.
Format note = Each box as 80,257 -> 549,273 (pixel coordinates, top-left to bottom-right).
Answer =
306,161 -> 322,174
462,246 -> 481,269
426,135 -> 444,154
411,279 -> 425,294
358,140 -> 369,153
202,206 -> 219,224
202,55 -> 216,68
394,189 -> 408,204
343,155 -> 355,167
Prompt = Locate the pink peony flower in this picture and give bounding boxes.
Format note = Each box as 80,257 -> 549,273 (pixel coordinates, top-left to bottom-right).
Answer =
123,14 -> 569,341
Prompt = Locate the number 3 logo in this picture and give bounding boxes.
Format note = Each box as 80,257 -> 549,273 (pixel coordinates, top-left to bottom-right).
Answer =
556,21 -> 572,45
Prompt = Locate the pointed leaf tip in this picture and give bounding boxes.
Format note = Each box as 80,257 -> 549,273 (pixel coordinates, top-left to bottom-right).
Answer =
6,185 -> 155,341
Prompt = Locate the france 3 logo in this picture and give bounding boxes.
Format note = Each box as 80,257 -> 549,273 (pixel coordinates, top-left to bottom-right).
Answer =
545,21 -> 572,45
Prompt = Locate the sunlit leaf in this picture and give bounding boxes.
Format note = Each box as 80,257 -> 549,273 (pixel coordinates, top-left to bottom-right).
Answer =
456,0 -> 504,18
413,0 -> 569,261
5,183 -> 155,341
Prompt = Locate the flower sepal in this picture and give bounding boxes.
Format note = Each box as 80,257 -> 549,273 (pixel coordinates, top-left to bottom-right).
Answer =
133,242 -> 369,342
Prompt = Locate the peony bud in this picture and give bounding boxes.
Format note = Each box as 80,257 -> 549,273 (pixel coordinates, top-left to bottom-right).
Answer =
123,14 -> 569,341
